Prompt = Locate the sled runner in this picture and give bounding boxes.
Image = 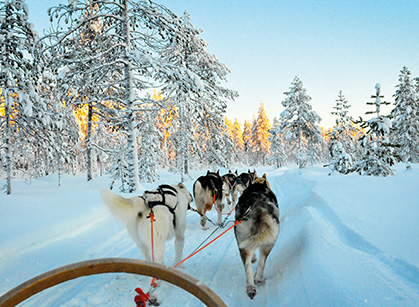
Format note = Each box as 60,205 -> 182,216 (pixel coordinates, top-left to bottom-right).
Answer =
0,258 -> 227,307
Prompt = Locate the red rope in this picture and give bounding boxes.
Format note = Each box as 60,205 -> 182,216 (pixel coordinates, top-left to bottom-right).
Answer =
149,211 -> 156,263
135,208 -> 242,306
213,194 -> 236,216
173,219 -> 242,269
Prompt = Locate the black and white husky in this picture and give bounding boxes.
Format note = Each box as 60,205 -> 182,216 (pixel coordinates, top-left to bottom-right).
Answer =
234,177 -> 279,299
193,170 -> 225,229
222,170 -> 238,206
100,183 -> 192,305
234,169 -> 257,195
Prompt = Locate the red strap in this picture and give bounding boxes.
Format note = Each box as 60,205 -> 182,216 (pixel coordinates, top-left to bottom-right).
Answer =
149,211 -> 155,263
173,220 -> 242,269
134,218 -> 242,305
213,196 -> 236,216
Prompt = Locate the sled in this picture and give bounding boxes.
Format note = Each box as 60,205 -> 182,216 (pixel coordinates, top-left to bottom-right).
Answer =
0,257 -> 227,307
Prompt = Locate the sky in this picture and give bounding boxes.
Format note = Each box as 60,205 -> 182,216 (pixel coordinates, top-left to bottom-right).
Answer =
27,0 -> 419,128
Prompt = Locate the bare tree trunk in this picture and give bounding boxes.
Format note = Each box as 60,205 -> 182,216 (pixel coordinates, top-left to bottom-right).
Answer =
44,150 -> 49,176
4,92 -> 12,195
122,0 -> 139,192
57,151 -> 62,187
298,126 -> 302,169
86,102 -> 93,181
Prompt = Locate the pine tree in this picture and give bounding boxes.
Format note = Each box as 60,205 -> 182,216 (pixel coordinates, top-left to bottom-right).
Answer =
327,90 -> 358,174
391,67 -> 419,167
231,118 -> 243,150
158,10 -> 237,178
0,0 -> 45,194
42,1 -> 222,191
36,68 -> 79,183
138,106 -> 161,183
277,77 -> 323,168
250,101 -> 271,165
351,83 -> 399,176
268,117 -> 286,167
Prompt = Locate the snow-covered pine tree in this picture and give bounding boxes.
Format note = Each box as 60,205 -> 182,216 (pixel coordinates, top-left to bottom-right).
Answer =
220,116 -> 236,165
268,117 -> 287,168
42,1 -> 125,183
351,83 -> 400,176
161,10 -> 237,176
0,0 -> 47,194
250,101 -> 271,165
327,90 -> 358,174
42,0 -> 200,192
391,67 -> 419,167
137,105 -> 161,183
278,77 -> 323,169
231,118 -> 244,163
196,108 -> 232,169
36,67 -> 79,184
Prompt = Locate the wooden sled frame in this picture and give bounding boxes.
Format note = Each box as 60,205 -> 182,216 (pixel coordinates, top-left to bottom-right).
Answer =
0,258 -> 227,307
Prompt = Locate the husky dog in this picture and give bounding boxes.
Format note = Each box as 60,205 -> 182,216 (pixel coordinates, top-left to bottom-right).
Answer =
253,173 -> 271,189
193,170 -> 225,229
222,170 -> 238,206
234,169 -> 257,195
234,177 -> 279,299
100,183 -> 192,305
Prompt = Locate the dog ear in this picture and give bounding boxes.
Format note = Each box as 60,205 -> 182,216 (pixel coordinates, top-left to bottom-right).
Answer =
177,182 -> 186,189
263,173 -> 267,179
206,170 -> 210,175
217,170 -> 220,176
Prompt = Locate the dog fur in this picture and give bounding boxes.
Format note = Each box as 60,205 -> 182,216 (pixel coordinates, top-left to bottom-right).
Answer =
100,183 -> 192,263
193,170 -> 225,229
234,169 -> 257,194
253,173 -> 271,188
234,178 -> 279,299
222,170 -> 239,206
100,183 -> 192,305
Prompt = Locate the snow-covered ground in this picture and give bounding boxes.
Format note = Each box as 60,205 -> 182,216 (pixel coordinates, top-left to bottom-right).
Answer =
1,164 -> 419,306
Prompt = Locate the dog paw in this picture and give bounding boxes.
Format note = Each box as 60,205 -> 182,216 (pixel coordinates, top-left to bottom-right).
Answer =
148,294 -> 160,306
251,254 -> 257,263
255,278 -> 266,286
246,285 -> 257,299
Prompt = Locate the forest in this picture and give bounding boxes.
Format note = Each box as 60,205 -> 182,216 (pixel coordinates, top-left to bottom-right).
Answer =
1,0 -> 418,195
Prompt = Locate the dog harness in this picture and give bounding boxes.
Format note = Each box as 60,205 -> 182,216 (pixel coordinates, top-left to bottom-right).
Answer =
143,185 -> 178,228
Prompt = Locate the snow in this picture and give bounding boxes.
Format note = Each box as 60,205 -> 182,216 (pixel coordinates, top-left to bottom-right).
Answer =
1,164 -> 419,306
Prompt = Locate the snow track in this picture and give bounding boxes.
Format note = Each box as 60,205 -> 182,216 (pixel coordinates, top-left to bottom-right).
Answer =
1,166 -> 419,306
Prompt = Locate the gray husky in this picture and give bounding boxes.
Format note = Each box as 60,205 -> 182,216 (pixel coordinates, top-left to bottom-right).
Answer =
234,169 -> 256,194
234,177 -> 279,299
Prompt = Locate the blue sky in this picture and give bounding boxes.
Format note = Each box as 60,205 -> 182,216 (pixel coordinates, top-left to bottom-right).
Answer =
27,0 -> 419,128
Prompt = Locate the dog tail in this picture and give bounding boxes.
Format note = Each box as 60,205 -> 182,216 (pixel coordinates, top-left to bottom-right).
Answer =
193,180 -> 202,199
100,189 -> 135,226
